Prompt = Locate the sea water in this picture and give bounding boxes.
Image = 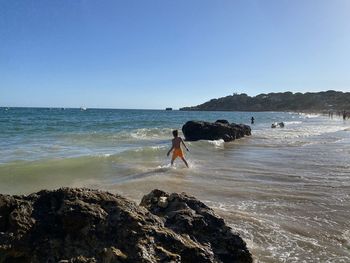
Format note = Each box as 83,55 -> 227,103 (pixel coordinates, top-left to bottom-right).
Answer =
0,107 -> 349,262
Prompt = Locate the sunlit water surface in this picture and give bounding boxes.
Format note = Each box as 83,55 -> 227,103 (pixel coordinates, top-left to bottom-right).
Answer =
1,108 -> 349,262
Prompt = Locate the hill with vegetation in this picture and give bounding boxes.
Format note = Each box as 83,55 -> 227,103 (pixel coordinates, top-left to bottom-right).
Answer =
180,91 -> 350,112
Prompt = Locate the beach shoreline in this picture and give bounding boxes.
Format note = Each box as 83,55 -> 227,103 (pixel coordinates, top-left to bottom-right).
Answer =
0,109 -> 349,262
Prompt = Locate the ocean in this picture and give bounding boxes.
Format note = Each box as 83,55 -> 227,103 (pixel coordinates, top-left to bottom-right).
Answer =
0,107 -> 349,262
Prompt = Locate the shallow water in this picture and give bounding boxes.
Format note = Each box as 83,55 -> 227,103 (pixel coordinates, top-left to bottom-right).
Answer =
1,108 -> 349,262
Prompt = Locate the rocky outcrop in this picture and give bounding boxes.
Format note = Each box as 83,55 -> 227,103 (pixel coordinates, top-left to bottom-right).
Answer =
0,188 -> 252,263
182,120 -> 251,142
141,189 -> 252,263
271,122 -> 285,128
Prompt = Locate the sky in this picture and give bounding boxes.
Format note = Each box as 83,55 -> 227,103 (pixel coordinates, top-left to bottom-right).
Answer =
1,0 -> 350,109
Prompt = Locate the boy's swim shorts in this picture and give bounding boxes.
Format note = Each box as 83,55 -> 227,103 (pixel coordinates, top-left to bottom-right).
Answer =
172,148 -> 184,159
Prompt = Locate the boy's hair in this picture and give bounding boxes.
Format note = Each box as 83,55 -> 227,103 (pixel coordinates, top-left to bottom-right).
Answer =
172,130 -> 178,137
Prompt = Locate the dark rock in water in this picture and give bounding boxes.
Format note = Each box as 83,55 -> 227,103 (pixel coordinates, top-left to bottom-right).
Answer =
271,122 -> 285,128
215,119 -> 230,125
182,120 -> 251,142
0,188 -> 253,263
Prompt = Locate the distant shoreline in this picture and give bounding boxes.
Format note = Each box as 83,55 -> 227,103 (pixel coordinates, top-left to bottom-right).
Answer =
180,90 -> 350,112
1,107 -> 346,117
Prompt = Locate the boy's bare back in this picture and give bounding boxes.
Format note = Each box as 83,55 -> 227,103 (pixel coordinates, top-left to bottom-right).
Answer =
172,137 -> 183,149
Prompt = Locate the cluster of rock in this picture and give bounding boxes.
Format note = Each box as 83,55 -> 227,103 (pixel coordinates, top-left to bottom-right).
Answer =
271,122 -> 285,128
0,188 -> 252,263
182,120 -> 251,142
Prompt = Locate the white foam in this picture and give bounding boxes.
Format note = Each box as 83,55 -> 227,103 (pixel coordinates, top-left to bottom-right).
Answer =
207,139 -> 225,147
284,121 -> 302,125
157,163 -> 172,169
255,124 -> 348,141
300,113 -> 321,118
151,145 -> 166,150
133,145 -> 166,153
130,128 -> 173,140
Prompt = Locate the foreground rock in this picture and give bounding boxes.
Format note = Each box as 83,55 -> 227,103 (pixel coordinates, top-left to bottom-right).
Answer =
0,188 -> 252,263
182,120 -> 251,142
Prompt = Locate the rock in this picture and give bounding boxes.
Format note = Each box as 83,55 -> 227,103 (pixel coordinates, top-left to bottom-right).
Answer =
271,122 -> 285,128
157,196 -> 169,208
141,189 -> 252,263
182,120 -> 251,142
0,188 -> 252,263
215,120 -> 229,125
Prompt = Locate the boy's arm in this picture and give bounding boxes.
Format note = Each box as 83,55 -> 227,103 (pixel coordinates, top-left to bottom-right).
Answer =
167,141 -> 174,156
167,146 -> 174,156
181,138 -> 189,151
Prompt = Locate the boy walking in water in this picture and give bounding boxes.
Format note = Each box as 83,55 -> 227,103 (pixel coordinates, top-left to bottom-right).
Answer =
167,130 -> 189,168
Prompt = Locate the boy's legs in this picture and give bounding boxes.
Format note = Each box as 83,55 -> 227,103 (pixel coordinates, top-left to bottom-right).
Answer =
171,156 -> 176,166
181,157 -> 189,168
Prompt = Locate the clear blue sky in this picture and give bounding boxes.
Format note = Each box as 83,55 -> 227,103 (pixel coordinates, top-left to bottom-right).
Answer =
1,0 -> 349,109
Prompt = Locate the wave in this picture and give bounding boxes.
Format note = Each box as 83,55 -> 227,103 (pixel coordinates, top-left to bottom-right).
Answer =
300,113 -> 321,118
59,127 -> 176,145
129,128 -> 175,140
207,139 -> 225,147
0,140 -> 204,195
283,121 -> 302,125
254,124 -> 349,141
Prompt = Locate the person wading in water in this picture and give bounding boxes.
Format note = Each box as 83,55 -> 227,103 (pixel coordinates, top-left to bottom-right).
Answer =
167,130 -> 189,168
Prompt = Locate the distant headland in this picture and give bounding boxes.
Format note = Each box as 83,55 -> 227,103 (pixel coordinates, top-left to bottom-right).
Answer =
180,90 -> 350,112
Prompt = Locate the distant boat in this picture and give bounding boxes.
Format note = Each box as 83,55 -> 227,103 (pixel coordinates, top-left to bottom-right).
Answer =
80,107 -> 87,111
165,108 -> 172,111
